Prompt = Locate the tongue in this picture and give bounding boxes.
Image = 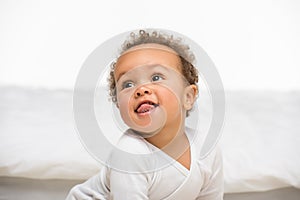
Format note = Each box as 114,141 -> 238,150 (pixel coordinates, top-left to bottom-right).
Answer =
137,103 -> 155,113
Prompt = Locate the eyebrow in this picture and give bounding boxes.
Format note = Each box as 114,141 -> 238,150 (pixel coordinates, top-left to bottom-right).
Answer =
115,64 -> 173,82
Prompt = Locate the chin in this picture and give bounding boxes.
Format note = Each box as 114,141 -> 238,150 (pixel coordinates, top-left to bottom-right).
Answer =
127,113 -> 167,138
131,127 -> 163,138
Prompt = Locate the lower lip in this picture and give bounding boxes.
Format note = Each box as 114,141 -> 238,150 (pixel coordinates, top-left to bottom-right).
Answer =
136,105 -> 158,116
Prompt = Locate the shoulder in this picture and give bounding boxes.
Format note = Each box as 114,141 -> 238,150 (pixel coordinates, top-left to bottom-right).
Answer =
117,129 -> 152,154
186,126 -> 222,169
195,146 -> 224,199
200,146 -> 222,167
195,145 -> 223,186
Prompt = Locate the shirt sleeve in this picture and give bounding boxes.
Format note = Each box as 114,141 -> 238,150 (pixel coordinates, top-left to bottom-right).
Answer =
65,166 -> 151,200
109,169 -> 150,200
65,167 -> 110,200
196,146 -> 224,200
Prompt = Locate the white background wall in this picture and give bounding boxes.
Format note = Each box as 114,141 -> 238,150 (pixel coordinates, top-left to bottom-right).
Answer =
0,0 -> 299,90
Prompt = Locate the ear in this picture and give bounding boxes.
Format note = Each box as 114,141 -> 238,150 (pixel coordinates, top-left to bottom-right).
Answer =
183,84 -> 198,110
112,96 -> 120,109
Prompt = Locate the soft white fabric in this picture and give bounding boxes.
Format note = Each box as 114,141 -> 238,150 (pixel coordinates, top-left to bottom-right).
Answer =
1,87 -> 300,193
0,87 -> 100,180
220,91 -> 300,192
66,128 -> 224,200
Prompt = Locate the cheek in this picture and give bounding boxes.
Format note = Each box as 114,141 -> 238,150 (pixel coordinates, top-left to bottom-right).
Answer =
157,87 -> 183,113
159,82 -> 184,101
117,91 -> 132,121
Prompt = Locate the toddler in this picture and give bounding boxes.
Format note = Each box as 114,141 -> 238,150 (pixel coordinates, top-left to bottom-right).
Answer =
66,30 -> 223,200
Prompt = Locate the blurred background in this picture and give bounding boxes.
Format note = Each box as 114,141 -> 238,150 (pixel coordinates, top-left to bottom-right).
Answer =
0,0 -> 300,199
0,0 -> 299,90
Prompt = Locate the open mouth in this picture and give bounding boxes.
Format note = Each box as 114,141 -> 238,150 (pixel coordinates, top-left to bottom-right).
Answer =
135,101 -> 159,114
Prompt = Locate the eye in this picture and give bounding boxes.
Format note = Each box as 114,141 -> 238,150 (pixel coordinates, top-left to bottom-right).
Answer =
151,74 -> 163,82
122,81 -> 134,89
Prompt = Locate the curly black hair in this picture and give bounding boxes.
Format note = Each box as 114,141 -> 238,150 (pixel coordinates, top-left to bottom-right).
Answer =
108,29 -> 198,107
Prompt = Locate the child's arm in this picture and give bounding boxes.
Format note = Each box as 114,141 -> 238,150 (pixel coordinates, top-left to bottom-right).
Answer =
196,146 -> 224,200
109,169 -> 150,199
66,169 -> 150,200
65,167 -> 151,200
65,167 -> 110,200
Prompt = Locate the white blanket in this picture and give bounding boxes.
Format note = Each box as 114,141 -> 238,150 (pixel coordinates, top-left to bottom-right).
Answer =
0,87 -> 299,193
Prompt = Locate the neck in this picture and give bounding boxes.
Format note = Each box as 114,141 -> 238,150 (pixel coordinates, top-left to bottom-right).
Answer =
145,116 -> 190,160
145,115 -> 185,148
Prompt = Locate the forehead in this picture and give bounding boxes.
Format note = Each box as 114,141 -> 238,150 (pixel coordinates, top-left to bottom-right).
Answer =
123,43 -> 178,55
114,43 -> 182,81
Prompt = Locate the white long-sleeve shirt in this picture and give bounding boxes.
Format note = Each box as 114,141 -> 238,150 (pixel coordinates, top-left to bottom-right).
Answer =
66,128 -> 224,200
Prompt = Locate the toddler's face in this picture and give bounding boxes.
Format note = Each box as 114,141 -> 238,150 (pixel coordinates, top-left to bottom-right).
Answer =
114,44 -> 196,136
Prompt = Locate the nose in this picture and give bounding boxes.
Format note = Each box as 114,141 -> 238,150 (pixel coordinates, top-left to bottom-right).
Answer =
134,86 -> 152,98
